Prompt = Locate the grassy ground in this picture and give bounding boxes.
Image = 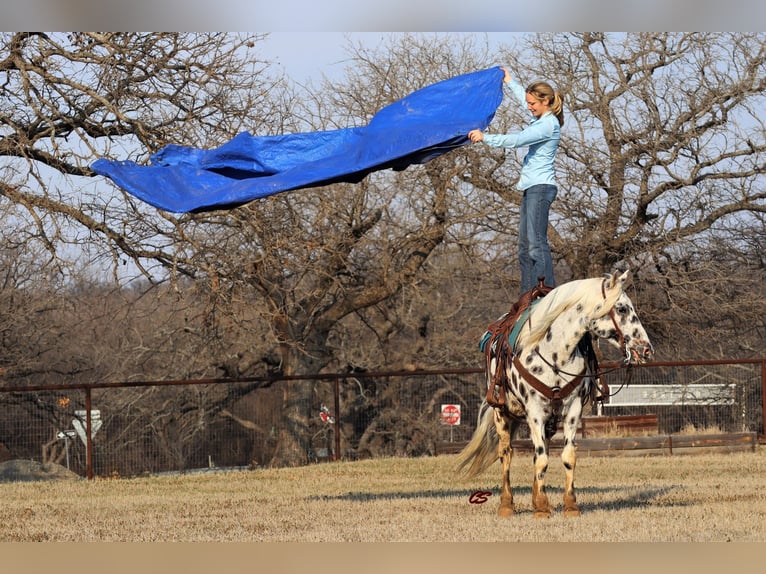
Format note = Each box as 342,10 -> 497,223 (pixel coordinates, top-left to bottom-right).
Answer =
1,447 -> 764,542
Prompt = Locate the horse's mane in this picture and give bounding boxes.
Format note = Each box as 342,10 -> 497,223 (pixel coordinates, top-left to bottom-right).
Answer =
520,274 -> 623,349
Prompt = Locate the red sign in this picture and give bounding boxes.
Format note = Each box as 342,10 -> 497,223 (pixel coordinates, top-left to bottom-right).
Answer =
441,404 -> 461,426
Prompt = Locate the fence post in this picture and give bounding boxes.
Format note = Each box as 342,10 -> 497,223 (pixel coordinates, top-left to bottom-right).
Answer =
85,387 -> 93,480
761,361 -> 765,440
333,379 -> 341,461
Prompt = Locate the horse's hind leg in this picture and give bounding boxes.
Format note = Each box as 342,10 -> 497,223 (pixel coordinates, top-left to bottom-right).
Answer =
493,409 -> 518,517
561,401 -> 582,516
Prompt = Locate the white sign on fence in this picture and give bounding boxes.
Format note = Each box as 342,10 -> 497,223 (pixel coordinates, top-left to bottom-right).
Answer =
72,410 -> 103,446
605,384 -> 736,407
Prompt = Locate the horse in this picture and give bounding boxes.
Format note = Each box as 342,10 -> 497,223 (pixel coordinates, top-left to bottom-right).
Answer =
456,270 -> 654,518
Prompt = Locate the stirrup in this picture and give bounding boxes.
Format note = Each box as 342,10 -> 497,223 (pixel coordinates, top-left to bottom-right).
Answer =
485,382 -> 506,407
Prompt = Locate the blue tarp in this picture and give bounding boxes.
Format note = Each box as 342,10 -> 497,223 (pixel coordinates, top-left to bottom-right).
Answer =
92,67 -> 504,213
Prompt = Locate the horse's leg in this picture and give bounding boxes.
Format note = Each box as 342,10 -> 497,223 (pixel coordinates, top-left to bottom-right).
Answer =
561,399 -> 583,516
527,404 -> 553,518
493,408 -> 517,517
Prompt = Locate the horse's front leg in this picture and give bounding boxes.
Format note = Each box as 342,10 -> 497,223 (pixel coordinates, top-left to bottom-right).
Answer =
493,409 -> 517,517
527,405 -> 553,518
561,399 -> 583,516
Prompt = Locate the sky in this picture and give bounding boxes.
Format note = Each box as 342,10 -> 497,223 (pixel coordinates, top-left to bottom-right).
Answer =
259,33 -> 512,84
258,33 -> 370,83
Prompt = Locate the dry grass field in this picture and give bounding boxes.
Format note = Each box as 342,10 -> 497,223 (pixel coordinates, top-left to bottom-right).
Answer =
1,447 -> 764,542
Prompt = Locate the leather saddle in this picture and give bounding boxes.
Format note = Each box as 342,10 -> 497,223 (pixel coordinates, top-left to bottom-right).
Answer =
482,277 -> 553,407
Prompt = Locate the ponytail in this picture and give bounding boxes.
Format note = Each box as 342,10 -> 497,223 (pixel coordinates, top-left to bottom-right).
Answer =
551,91 -> 564,127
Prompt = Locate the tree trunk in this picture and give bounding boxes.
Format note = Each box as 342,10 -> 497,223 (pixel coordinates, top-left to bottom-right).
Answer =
269,380 -> 312,467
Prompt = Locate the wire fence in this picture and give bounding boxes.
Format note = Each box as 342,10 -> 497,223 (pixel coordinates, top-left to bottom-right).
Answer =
0,359 -> 763,478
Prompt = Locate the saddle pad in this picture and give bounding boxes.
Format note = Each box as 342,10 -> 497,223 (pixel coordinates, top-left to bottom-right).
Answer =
479,299 -> 539,353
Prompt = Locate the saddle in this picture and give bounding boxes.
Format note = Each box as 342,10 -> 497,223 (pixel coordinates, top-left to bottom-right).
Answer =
482,277 -> 553,407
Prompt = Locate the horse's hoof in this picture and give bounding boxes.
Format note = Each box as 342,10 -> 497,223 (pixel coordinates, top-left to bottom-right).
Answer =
497,505 -> 515,518
563,506 -> 581,517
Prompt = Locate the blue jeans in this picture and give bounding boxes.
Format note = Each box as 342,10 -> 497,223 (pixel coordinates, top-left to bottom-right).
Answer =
518,184 -> 557,293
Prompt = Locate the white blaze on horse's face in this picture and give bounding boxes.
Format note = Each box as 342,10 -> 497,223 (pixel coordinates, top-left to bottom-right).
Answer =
590,271 -> 654,364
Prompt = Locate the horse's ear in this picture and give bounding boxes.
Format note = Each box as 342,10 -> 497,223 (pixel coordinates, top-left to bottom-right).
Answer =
617,268 -> 630,287
603,269 -> 630,296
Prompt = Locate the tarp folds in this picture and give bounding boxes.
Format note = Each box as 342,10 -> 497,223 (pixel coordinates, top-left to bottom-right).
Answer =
92,67 -> 505,213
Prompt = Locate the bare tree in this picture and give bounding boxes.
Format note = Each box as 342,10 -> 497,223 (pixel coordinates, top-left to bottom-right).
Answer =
0,31 -> 298,383
0,32 -> 290,279
0,32 -> 296,464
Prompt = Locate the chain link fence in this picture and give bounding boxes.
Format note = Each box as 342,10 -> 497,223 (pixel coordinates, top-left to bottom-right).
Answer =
1,360 -> 763,478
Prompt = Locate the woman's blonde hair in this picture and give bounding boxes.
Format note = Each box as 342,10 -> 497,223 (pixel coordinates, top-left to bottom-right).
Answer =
527,81 -> 564,127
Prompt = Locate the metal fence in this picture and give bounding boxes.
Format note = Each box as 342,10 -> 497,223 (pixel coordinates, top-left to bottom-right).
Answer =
0,359 -> 763,478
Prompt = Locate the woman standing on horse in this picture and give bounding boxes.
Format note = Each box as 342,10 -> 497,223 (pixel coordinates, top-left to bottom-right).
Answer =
468,67 -> 564,293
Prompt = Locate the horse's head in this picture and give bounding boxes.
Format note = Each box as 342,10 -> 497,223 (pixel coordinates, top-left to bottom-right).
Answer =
590,270 -> 654,364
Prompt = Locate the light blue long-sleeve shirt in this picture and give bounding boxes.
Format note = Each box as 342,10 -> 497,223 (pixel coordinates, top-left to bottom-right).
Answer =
482,79 -> 560,191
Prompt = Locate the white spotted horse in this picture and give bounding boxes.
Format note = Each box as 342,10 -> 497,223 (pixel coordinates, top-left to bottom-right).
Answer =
456,270 -> 654,518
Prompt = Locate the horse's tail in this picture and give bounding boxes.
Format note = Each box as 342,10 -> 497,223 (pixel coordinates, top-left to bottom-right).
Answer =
455,401 -> 498,478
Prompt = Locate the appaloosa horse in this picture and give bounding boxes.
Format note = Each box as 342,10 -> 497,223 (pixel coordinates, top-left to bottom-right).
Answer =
456,270 -> 654,517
